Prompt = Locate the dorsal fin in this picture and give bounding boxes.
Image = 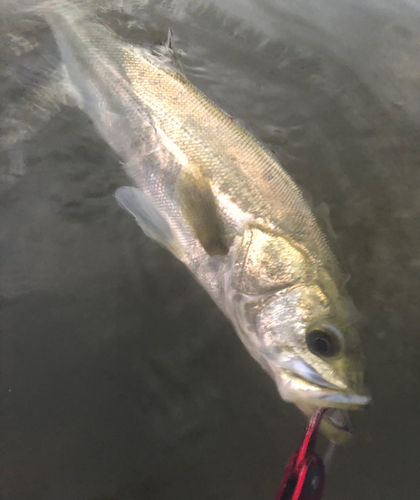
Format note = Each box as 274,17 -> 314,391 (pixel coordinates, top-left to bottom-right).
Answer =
146,28 -> 185,76
164,28 -> 173,50
313,202 -> 351,280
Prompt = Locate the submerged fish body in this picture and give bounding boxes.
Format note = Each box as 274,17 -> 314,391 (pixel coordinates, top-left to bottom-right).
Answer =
3,1 -> 370,442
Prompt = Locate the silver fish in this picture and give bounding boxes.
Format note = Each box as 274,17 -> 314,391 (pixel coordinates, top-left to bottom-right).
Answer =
2,1 -> 370,443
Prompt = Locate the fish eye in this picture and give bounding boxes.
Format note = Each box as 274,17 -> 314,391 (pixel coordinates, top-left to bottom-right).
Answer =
306,327 -> 341,358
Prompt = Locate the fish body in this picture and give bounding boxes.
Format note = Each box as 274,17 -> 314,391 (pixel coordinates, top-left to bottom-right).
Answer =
3,1 -> 370,443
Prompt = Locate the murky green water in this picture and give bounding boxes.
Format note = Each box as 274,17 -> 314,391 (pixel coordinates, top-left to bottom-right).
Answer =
1,1 -> 420,499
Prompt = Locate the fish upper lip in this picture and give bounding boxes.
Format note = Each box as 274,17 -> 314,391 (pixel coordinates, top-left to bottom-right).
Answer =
277,355 -> 343,390
276,354 -> 371,407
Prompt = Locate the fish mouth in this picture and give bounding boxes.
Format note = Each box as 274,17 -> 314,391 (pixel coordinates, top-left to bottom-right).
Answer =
324,407 -> 353,433
274,356 -> 371,444
297,403 -> 356,445
294,382 -> 369,445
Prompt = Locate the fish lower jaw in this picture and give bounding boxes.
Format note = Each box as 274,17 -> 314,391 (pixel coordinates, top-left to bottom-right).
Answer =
286,390 -> 370,411
276,370 -> 371,444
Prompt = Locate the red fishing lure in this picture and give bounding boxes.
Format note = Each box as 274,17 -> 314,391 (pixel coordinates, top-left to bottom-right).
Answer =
276,408 -> 329,500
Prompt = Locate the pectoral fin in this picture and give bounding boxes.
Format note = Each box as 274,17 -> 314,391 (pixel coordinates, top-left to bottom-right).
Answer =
115,186 -> 178,255
177,167 -> 229,256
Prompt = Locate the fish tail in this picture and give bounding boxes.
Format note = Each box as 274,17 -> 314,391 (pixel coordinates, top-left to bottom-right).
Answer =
0,0 -> 89,192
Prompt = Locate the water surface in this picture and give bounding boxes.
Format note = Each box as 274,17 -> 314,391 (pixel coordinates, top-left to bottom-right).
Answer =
1,1 -> 420,499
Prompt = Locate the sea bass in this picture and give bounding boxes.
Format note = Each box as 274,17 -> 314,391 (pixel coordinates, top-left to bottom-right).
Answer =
2,1 -> 370,443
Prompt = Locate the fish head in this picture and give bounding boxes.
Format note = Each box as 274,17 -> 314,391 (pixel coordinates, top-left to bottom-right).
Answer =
229,229 -> 370,444
270,283 -> 370,444
234,282 -> 370,443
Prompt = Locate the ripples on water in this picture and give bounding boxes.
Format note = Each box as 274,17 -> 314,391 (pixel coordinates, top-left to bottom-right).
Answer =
1,1 -> 420,499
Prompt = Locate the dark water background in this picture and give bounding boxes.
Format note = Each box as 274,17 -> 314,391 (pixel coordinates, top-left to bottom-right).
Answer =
1,0 -> 420,498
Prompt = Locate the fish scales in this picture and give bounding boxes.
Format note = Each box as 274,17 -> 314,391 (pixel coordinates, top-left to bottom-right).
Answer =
1,0 -> 370,444
23,7 -> 335,281
123,48 -> 334,267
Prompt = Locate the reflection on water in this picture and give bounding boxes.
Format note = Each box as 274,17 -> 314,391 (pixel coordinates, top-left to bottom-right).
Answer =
1,1 -> 420,499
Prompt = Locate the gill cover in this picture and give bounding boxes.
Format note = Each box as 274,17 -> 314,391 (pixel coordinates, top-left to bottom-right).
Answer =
229,224 -> 312,295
